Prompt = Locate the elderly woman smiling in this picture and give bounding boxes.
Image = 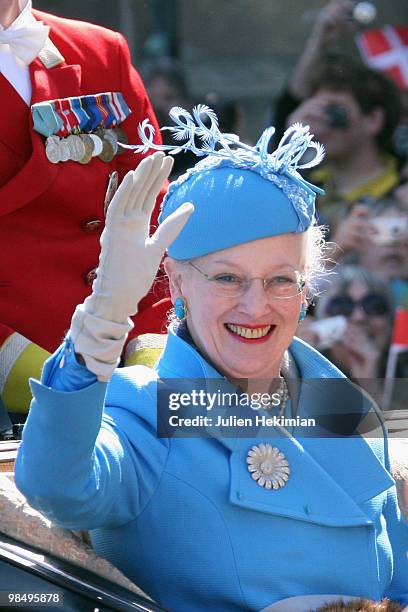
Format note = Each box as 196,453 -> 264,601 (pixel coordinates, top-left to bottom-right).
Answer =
15,107 -> 408,611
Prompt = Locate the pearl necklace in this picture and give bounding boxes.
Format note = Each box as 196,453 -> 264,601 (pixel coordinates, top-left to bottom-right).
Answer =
263,377 -> 289,416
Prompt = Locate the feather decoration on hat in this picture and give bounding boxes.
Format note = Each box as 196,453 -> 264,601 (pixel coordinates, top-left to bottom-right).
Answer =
123,105 -> 324,183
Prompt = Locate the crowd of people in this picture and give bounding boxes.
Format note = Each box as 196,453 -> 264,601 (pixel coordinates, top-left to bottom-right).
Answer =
270,0 -> 408,397
1,0 -> 408,610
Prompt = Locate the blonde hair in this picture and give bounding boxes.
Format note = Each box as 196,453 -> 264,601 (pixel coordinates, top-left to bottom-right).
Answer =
304,223 -> 331,301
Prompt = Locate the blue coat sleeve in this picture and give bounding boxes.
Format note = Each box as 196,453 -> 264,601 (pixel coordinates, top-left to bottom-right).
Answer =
15,341 -> 169,531
44,336 -> 98,391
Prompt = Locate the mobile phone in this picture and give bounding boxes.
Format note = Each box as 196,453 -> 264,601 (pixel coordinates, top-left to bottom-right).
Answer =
370,217 -> 408,245
309,315 -> 348,349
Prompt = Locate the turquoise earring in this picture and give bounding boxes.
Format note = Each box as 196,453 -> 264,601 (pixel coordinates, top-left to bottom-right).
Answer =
174,297 -> 187,320
298,303 -> 307,322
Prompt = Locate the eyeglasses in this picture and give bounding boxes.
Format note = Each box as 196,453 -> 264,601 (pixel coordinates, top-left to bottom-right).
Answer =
188,262 -> 306,299
326,293 -> 390,317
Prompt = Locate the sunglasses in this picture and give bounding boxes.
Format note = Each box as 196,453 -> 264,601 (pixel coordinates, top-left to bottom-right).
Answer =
326,293 -> 390,317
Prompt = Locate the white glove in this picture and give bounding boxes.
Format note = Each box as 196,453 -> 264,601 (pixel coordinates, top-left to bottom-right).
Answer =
70,152 -> 194,380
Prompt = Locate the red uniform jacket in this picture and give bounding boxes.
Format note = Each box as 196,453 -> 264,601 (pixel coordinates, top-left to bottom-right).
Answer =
0,10 -> 171,353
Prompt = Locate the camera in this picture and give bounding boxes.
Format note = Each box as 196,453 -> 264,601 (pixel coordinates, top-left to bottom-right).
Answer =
325,104 -> 349,129
370,217 -> 408,245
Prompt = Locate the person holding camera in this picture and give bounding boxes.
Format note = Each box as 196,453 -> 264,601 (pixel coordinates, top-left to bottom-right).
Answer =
329,202 -> 376,258
298,265 -> 394,384
359,200 -> 408,275
272,0 -> 402,236
286,56 -> 401,234
280,0 -> 360,103
326,196 -> 408,304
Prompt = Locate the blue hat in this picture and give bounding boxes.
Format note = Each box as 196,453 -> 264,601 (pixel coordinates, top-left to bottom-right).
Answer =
130,105 -> 324,260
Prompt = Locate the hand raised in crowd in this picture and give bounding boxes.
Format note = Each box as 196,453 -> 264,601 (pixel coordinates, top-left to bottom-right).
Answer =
331,204 -> 376,258
312,0 -> 357,46
286,0 -> 357,99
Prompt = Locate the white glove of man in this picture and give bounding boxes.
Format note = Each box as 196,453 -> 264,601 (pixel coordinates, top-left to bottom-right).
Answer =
70,152 -> 194,380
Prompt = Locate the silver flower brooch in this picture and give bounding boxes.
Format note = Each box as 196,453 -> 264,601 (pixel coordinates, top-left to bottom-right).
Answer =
246,443 -> 290,490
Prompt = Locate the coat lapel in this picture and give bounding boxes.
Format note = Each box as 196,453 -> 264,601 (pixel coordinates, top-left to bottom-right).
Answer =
0,36 -> 82,217
230,340 -> 394,526
0,74 -> 31,158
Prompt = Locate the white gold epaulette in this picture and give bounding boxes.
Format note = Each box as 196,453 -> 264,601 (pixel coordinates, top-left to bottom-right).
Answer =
38,37 -> 65,69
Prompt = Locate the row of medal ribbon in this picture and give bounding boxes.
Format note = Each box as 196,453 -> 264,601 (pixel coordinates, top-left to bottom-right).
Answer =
45,127 -> 128,164
32,92 -> 132,164
32,92 -> 132,138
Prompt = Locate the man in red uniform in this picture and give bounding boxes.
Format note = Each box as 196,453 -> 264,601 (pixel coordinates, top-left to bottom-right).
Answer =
0,1 -> 171,418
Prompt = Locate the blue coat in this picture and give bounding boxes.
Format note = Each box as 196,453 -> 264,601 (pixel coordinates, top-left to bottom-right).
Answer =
15,328 -> 408,611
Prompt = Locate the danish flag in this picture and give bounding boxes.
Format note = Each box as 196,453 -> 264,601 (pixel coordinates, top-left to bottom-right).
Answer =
356,25 -> 408,89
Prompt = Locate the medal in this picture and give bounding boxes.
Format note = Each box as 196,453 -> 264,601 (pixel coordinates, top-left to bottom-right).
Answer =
97,129 -> 115,163
66,134 -> 86,162
103,129 -> 119,155
113,127 -> 128,143
99,138 -> 115,163
78,134 -> 94,164
113,127 -> 128,155
59,139 -> 71,162
33,92 -> 132,163
45,136 -> 61,164
88,133 -> 104,157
